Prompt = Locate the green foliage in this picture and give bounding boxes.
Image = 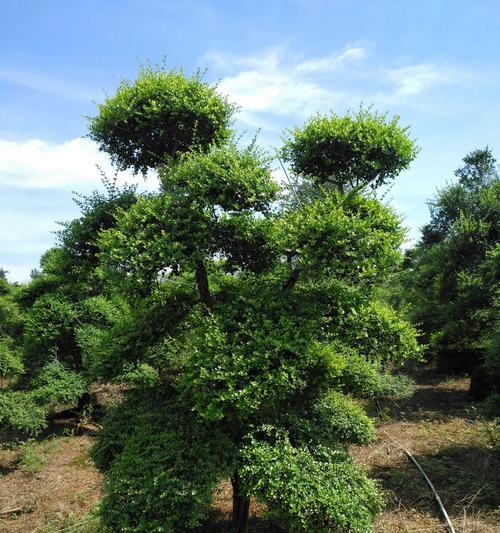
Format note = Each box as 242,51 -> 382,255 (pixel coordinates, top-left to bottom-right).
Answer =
99,144 -> 278,293
82,64 -> 420,531
281,190 -> 405,286
0,337 -> 23,379
332,300 -> 423,366
281,107 -> 417,192
402,148 -> 499,376
485,327 -> 500,374
0,390 -> 48,434
88,64 -> 235,174
240,427 -> 383,533
30,360 -> 87,407
455,146 -> 498,191
57,177 -> 137,283
286,390 -> 375,447
333,350 -> 415,400
0,291 -> 24,339
23,294 -> 78,372
93,388 -> 231,532
0,183 -> 136,437
0,280 -> 24,383
160,143 -> 279,211
179,281 -> 325,421
481,394 -> 500,419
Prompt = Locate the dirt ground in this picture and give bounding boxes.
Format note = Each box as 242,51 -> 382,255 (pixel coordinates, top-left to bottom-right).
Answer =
353,370 -> 500,533
1,368 -> 499,532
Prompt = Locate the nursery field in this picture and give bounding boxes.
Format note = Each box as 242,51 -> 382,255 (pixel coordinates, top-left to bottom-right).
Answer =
1,367 -> 498,533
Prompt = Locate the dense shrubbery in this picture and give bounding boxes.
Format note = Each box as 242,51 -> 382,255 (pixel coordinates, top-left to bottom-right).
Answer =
93,388 -> 231,532
0,180 -> 135,434
240,427 -> 383,533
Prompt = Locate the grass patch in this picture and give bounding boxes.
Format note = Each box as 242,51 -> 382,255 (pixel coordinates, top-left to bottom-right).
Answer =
41,509 -> 101,533
18,437 -> 61,473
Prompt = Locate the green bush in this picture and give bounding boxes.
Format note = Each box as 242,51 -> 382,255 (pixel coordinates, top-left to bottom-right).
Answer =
30,360 -> 87,407
286,390 -> 375,447
0,337 -> 24,380
481,394 -> 500,419
0,390 -> 48,434
23,294 -> 78,372
94,389 -> 231,532
335,351 -> 415,399
241,427 -> 383,533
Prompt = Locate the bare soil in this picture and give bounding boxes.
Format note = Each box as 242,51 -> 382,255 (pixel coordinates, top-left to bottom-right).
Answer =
1,368 -> 498,532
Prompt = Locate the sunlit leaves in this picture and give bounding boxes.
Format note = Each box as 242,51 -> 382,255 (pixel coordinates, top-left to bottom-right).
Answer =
281,107 -> 417,192
88,65 -> 235,174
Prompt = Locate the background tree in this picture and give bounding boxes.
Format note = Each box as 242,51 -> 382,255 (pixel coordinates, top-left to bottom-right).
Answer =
0,276 -> 24,387
88,66 -> 420,532
0,179 -> 136,434
399,148 -> 499,393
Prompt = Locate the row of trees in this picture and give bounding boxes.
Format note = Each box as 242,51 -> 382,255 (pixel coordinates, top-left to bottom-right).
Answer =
1,64 -> 497,531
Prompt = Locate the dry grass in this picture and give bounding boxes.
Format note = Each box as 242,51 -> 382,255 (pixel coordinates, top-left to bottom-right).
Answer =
1,368 -> 498,532
352,369 -> 500,533
0,432 -> 101,533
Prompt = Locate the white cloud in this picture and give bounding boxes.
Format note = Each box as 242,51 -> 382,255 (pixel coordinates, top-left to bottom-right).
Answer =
0,137 -> 160,283
386,63 -> 464,96
209,47 -> 367,119
220,69 -> 338,117
206,47 -> 475,127
294,47 -> 367,74
0,137 -> 158,191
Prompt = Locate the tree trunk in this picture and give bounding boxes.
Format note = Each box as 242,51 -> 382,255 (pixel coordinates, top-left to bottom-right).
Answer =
195,259 -> 212,311
231,473 -> 250,533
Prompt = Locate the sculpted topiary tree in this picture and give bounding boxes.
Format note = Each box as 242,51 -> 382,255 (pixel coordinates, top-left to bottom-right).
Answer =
89,66 -> 420,532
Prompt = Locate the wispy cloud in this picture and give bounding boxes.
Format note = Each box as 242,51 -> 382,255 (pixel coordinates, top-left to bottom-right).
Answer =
0,68 -> 96,101
386,63 -> 468,96
294,47 -> 367,74
205,47 -> 475,127
206,47 -> 367,120
0,137 -> 158,191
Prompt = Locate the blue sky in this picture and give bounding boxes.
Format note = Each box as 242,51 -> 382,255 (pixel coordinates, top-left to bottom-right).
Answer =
1,0 -> 499,282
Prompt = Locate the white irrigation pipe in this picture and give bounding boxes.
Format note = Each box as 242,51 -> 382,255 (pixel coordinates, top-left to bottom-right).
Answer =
383,431 -> 457,533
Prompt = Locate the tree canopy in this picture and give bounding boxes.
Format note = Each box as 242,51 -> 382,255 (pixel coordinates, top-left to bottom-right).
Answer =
281,107 -> 417,193
84,66 -> 420,533
1,64 -> 421,533
88,64 -> 235,174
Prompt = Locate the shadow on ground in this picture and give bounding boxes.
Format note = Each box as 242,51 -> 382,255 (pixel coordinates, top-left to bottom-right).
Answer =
196,515 -> 286,533
372,368 -> 478,423
373,444 -> 500,518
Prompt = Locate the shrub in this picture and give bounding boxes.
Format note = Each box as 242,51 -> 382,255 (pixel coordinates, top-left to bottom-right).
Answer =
30,360 -> 87,407
0,390 -> 48,434
240,427 -> 383,533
